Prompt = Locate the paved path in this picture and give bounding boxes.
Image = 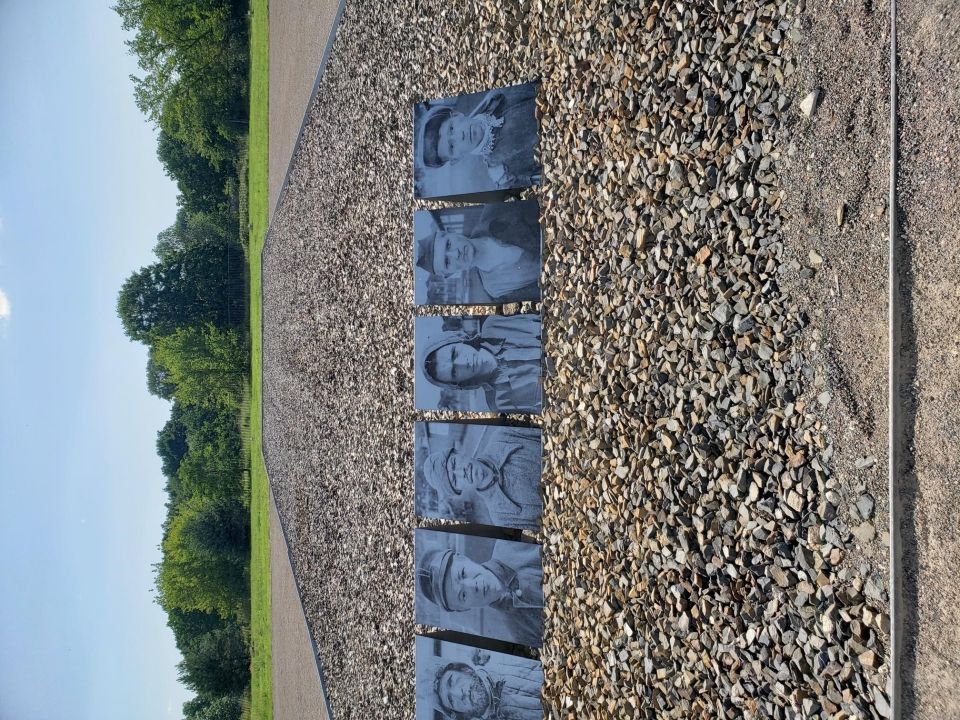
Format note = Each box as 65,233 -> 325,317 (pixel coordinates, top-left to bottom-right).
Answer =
268,2 -> 344,719
269,0 -> 345,218
270,488 -> 329,720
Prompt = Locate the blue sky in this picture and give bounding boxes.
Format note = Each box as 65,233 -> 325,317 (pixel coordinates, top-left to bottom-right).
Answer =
0,2 -> 193,718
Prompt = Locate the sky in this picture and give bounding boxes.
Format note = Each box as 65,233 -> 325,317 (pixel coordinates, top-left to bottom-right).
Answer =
0,2 -> 193,718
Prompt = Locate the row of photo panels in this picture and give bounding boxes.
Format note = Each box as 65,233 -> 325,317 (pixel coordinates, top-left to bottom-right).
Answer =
413,83 -> 545,718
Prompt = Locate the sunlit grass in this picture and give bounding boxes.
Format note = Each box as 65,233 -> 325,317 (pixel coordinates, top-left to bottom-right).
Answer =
248,0 -> 271,717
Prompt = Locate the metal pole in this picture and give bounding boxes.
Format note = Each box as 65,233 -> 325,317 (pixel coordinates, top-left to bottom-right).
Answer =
888,0 -> 902,716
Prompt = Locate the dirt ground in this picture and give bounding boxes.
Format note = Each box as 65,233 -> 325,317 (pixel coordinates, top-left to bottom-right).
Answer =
780,0 -> 894,674
270,489 -> 330,720
269,0 -> 344,214
896,0 -> 960,716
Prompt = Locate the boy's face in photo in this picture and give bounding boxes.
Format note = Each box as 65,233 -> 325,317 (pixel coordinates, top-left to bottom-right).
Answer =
442,554 -> 504,610
437,112 -> 484,162
431,231 -> 476,275
430,343 -> 496,385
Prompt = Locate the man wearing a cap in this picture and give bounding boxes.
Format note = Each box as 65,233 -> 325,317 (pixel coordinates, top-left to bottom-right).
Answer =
417,540 -> 543,647
428,652 -> 543,719
421,314 -> 541,414
416,203 -> 540,304
421,425 -> 542,531
417,83 -> 540,191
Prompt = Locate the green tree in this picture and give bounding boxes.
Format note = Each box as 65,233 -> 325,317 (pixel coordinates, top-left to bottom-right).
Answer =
177,626 -> 249,696
178,495 -> 248,565
147,350 -> 178,399
152,323 -> 246,409
154,207 -> 232,261
156,404 -> 189,476
156,496 -> 248,618
176,444 -> 244,501
182,696 -> 213,718
114,0 -> 248,165
116,239 -> 244,343
156,133 -> 234,217
186,695 -> 244,720
167,607 -> 227,652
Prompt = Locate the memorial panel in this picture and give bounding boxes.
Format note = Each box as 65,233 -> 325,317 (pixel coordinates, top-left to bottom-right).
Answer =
415,635 -> 544,720
414,314 -> 542,414
415,421 -> 543,531
415,528 -> 544,647
413,82 -> 541,199
413,200 -> 542,305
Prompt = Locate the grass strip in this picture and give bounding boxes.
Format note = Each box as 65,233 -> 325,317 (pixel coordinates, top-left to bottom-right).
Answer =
248,0 -> 271,717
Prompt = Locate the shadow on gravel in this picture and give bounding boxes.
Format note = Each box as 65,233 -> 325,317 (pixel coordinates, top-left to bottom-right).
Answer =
896,202 -> 920,716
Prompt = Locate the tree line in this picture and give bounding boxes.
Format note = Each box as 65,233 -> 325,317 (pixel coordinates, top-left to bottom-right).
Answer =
114,1 -> 252,718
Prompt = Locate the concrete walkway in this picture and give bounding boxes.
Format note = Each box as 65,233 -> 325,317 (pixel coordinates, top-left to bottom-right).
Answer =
269,0 -> 345,217
270,488 -> 330,720
268,2 -> 345,719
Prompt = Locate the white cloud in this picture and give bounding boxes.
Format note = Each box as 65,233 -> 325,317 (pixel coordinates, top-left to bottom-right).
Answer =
0,289 -> 10,319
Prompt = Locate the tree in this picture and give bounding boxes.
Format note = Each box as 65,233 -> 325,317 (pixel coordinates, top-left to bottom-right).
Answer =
177,626 -> 249,696
178,495 -> 248,565
156,495 -> 248,619
182,696 -> 213,718
114,0 -> 248,165
154,207 -> 232,261
152,323 -> 246,409
156,404 -> 189,476
185,695 -> 244,720
156,133 -> 234,216
167,607 -> 227,652
147,350 -> 178,399
116,239 -> 244,343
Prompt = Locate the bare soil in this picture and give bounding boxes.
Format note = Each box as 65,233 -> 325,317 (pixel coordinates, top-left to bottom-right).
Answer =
780,0 -> 893,659
896,1 -> 960,716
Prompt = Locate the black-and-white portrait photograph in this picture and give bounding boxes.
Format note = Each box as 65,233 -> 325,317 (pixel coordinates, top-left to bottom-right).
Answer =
415,636 -> 544,720
414,314 -> 542,414
415,422 -> 542,531
413,201 -> 542,305
413,83 -> 541,199
415,529 -> 544,647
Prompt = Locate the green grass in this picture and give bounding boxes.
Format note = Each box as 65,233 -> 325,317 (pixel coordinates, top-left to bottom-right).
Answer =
248,0 -> 271,717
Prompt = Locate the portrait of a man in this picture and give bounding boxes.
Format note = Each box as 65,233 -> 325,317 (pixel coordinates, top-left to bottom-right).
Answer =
415,422 -> 542,531
413,201 -> 542,305
415,636 -> 544,720
414,314 -> 542,414
413,82 -> 541,199
415,529 -> 544,647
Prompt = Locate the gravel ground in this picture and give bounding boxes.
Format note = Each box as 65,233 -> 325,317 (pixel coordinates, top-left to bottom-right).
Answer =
262,1 -> 898,717
896,0 -> 960,716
